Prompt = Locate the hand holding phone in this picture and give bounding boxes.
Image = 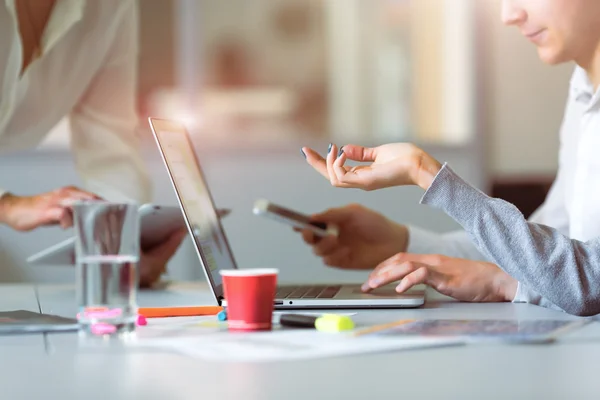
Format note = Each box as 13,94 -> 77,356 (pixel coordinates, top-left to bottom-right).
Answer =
252,199 -> 338,237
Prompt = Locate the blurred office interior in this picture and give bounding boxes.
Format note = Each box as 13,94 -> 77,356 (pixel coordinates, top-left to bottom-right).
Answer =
0,0 -> 575,284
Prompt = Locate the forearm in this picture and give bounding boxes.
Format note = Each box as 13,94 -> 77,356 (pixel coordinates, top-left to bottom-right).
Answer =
407,226 -> 489,260
421,163 -> 600,316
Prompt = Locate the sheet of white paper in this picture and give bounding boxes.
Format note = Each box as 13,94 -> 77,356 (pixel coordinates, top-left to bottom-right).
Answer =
130,329 -> 463,362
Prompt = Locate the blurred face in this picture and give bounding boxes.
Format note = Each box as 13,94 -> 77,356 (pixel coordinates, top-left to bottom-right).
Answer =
502,0 -> 600,66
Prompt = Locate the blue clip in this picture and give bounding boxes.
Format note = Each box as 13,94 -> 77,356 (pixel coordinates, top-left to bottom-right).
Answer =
217,310 -> 227,321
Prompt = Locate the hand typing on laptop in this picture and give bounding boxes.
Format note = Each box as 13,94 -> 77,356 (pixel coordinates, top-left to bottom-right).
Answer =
296,203 -> 516,302
362,254 -> 517,303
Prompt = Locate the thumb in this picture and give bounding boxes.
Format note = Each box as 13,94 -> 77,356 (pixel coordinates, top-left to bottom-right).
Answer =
310,206 -> 354,224
338,144 -> 377,163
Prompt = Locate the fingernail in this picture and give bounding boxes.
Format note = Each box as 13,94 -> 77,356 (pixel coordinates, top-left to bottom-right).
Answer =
327,143 -> 332,154
338,146 -> 345,157
396,281 -> 405,293
370,278 -> 382,286
361,282 -> 371,292
300,148 -> 306,159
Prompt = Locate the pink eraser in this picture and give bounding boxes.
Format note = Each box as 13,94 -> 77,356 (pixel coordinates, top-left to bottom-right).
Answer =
136,315 -> 147,326
91,323 -> 117,335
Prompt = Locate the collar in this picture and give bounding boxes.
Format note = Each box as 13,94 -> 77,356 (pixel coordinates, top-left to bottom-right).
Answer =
570,66 -> 597,105
4,0 -> 85,56
42,0 -> 85,55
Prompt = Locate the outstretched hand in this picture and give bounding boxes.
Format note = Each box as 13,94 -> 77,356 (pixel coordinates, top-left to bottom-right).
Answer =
301,143 -> 442,191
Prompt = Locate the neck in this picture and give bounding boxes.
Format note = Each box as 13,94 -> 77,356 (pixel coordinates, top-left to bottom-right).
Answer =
579,45 -> 600,91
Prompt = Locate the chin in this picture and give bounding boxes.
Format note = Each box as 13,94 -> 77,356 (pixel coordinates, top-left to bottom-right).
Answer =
536,47 -> 570,65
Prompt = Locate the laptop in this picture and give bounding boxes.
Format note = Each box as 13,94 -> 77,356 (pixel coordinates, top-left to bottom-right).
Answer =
148,117 -> 425,309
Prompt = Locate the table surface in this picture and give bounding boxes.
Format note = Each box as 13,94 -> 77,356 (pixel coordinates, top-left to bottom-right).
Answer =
1,282 -> 600,400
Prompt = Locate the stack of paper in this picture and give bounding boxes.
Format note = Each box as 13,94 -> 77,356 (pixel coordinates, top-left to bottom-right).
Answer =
129,328 -> 462,362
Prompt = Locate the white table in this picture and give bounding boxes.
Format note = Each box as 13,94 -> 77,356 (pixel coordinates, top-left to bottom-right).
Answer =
2,282 -> 600,399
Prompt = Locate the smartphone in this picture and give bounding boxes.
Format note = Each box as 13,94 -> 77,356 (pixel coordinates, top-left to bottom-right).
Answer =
27,204 -> 186,266
252,199 -> 338,237
138,204 -> 186,249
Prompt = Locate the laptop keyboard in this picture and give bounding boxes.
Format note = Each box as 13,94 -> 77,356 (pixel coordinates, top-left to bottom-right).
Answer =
276,285 -> 341,299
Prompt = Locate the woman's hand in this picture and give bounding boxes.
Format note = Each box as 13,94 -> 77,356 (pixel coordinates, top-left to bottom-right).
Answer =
362,252 -> 518,303
297,203 -> 409,270
138,208 -> 231,288
0,187 -> 101,231
138,228 -> 187,288
301,143 -> 443,191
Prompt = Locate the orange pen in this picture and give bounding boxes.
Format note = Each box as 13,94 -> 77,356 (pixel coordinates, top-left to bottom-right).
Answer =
138,306 -> 223,318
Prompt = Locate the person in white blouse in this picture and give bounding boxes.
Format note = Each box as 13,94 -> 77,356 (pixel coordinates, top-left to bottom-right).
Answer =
299,0 -> 600,312
0,0 -> 182,287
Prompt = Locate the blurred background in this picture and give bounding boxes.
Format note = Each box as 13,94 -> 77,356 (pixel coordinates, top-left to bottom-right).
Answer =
0,0 -> 574,285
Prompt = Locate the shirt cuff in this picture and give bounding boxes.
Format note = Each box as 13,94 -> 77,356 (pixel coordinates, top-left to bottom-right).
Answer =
406,225 -> 442,254
512,281 -> 542,304
419,162 -> 482,207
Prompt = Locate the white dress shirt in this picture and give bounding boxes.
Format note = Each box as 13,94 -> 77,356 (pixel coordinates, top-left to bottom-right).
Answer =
407,66 -> 600,312
0,0 -> 151,202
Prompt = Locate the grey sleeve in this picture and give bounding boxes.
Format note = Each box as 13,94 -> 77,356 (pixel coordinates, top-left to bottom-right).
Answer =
421,163 -> 600,317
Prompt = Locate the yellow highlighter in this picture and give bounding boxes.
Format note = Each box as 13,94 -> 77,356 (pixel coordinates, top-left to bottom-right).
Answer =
279,313 -> 355,332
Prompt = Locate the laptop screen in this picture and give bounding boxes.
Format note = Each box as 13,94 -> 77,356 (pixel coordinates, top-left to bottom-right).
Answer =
149,119 -> 237,299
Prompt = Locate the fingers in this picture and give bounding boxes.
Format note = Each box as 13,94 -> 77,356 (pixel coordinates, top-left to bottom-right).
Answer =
296,205 -> 353,244
146,228 -> 187,259
337,144 -> 377,162
302,145 -> 353,188
326,145 -> 356,188
140,229 -> 187,288
311,234 -> 339,257
139,261 -> 164,288
310,205 -> 356,224
34,207 -> 68,229
302,147 -> 329,180
326,143 -> 338,187
300,229 -> 319,245
362,261 -> 429,292
59,208 -> 74,229
55,186 -> 102,204
395,266 -> 429,293
332,150 -> 350,183
369,253 -> 444,280
299,228 -> 341,258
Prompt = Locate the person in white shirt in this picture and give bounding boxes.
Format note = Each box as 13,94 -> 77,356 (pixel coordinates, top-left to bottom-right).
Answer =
298,0 -> 600,313
0,0 -> 182,287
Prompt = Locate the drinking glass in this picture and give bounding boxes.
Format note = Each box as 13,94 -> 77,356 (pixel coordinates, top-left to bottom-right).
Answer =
72,201 -> 139,336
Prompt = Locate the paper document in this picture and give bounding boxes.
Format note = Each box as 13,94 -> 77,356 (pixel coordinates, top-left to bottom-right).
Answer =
362,319 -> 590,344
131,328 -> 462,362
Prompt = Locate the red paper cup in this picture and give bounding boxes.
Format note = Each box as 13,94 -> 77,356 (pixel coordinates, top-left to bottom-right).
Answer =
220,268 -> 278,331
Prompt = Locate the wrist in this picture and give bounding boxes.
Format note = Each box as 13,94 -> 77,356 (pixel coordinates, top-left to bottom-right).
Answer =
0,192 -> 14,226
0,193 -> 22,228
395,223 -> 409,252
412,151 -> 442,190
494,269 -> 518,302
